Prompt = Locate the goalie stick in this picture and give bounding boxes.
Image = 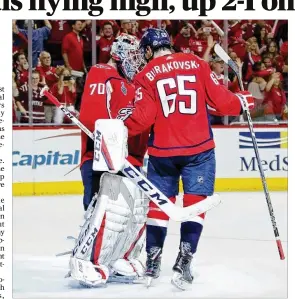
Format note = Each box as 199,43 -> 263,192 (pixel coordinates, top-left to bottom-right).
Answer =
214,44 -> 285,261
41,88 -> 221,222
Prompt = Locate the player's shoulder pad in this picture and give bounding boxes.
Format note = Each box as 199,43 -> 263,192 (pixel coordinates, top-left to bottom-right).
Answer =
93,63 -> 114,70
88,63 -> 121,80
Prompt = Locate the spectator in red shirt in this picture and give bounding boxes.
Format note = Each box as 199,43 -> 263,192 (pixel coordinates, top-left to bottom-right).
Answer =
255,20 -> 272,35
262,55 -> 273,68
13,52 -> 29,87
47,20 -> 72,63
241,20 -> 254,40
120,20 -> 133,35
62,20 -> 86,72
119,20 -> 141,38
36,51 -> 59,123
263,72 -> 287,120
280,41 -> 288,61
12,72 -> 20,123
138,20 -> 160,37
192,28 -> 211,58
81,20 -> 93,68
97,20 -> 120,36
210,56 -> 225,85
96,22 -> 115,63
265,40 -> 285,72
228,20 -> 247,60
36,51 -> 58,87
253,25 -> 269,53
243,37 -> 261,82
200,20 -> 220,41
247,62 -> 267,119
12,30 -> 28,55
15,70 -> 46,123
173,23 -> 200,54
51,67 -> 77,124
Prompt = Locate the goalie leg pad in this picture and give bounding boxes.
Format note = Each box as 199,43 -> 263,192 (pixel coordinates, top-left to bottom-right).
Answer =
69,257 -> 109,287
111,176 -> 149,261
107,176 -> 148,279
71,172 -> 147,284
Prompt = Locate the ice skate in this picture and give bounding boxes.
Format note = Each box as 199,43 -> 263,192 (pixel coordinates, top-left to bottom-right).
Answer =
145,247 -> 162,288
171,242 -> 194,290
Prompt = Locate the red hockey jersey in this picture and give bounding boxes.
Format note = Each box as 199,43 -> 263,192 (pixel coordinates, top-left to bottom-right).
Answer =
16,83 -> 46,123
79,63 -> 149,167
125,52 -> 242,157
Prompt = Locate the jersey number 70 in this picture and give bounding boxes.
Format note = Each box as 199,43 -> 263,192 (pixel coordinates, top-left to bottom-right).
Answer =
156,75 -> 197,117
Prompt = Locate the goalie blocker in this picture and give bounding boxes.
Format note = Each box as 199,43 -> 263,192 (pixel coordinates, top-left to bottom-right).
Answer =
69,119 -> 148,287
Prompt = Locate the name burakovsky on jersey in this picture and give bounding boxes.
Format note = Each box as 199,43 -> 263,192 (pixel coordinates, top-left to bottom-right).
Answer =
145,59 -> 200,81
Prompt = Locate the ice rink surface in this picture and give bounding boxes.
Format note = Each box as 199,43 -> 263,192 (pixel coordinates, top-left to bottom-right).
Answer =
13,192 -> 287,298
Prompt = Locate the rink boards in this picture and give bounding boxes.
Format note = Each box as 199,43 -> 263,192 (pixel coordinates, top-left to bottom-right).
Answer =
12,126 -> 288,196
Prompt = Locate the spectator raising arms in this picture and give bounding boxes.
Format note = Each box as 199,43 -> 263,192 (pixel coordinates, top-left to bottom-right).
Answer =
47,20 -> 71,64
173,22 -> 200,54
62,20 -> 86,73
243,37 -> 261,82
13,20 -> 52,68
11,19 -> 288,125
263,72 -> 287,121
51,67 -> 77,124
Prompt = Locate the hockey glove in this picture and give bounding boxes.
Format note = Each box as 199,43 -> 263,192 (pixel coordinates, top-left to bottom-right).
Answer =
235,91 -> 255,112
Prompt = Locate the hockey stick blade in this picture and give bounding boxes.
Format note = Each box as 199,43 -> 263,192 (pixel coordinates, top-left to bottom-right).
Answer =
214,44 -> 239,74
213,45 -> 285,261
41,88 -> 221,222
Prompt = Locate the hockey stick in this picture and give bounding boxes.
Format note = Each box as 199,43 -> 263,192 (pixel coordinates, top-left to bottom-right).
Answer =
271,20 -> 279,36
214,43 -> 285,260
211,21 -> 225,37
41,88 -> 221,222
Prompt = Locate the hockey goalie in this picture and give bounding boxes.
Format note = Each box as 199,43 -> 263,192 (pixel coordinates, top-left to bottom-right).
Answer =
67,34 -> 149,287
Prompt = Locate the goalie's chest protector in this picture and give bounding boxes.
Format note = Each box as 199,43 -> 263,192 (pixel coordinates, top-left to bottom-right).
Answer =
80,64 -> 134,165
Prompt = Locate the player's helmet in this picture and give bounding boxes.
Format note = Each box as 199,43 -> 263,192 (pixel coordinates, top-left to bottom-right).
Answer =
110,34 -> 144,81
140,28 -> 171,58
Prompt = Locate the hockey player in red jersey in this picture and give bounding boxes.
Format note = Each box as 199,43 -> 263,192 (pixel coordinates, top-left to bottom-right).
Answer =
70,34 -> 149,287
123,28 -> 254,289
79,34 -> 147,211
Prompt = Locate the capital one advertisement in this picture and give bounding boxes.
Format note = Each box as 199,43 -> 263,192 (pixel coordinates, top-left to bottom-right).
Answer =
12,127 -> 287,188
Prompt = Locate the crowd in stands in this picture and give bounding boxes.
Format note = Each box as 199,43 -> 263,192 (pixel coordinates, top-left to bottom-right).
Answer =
12,19 -> 288,125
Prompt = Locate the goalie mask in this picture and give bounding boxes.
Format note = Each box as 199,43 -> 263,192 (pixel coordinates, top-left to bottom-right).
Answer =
111,34 -> 145,82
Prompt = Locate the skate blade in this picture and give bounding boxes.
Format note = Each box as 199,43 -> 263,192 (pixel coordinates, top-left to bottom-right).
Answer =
108,275 -> 138,284
146,276 -> 154,288
171,272 -> 191,291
